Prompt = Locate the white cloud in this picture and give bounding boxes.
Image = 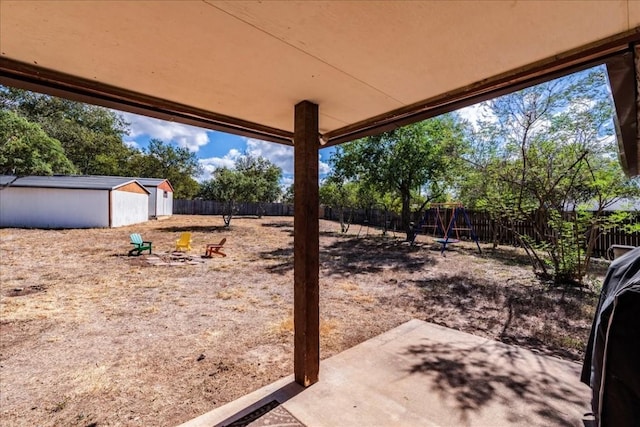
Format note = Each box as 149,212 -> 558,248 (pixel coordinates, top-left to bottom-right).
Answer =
123,139 -> 139,149
458,103 -> 496,131
319,160 -> 331,176
120,112 -> 210,152
246,139 -> 331,176
245,139 -> 294,174
198,138 -> 333,182
280,176 -> 294,190
198,149 -> 243,181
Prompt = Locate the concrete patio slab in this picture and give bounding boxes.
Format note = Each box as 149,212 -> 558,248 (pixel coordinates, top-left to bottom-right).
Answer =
180,319 -> 592,427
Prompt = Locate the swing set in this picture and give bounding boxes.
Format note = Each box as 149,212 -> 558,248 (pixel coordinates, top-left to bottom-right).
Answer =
413,202 -> 482,255
357,204 -> 396,237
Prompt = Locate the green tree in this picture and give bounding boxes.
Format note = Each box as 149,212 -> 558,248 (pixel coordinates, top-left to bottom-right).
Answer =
198,167 -> 241,225
198,155 -> 283,225
199,167 -> 241,201
1,87 -> 135,175
128,139 -> 202,199
319,177 -> 394,233
330,115 -> 468,240
320,179 -> 359,233
282,183 -> 294,204
458,67 -> 638,284
199,156 -> 282,203
0,110 -> 77,175
234,155 -> 282,203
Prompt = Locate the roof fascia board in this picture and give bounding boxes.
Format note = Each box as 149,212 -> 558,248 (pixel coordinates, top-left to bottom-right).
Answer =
607,47 -> 639,177
9,183 -> 117,191
163,180 -> 175,192
113,180 -> 151,194
139,179 -> 175,193
1,28 -> 638,150
322,28 -> 640,147
0,60 -> 294,146
4,176 -> 144,191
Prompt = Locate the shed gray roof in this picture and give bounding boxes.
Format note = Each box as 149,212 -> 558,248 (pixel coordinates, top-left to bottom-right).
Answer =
0,175 -> 150,193
567,198 -> 640,212
134,178 -> 173,191
600,198 -> 640,211
0,175 -> 18,186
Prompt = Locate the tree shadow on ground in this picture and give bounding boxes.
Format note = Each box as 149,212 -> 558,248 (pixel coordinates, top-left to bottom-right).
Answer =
410,273 -> 596,361
260,221 -> 293,229
258,236 -> 435,276
464,244 -> 532,267
259,247 -> 294,275
322,236 -> 436,276
404,339 -> 587,426
415,237 -> 533,267
260,221 -> 295,237
586,259 -> 610,276
320,230 -> 360,238
157,225 -> 229,233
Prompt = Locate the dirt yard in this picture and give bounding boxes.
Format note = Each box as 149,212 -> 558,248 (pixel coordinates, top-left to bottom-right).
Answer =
0,215 -> 603,426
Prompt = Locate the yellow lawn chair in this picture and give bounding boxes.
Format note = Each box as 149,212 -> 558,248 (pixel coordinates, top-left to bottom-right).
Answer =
175,232 -> 192,252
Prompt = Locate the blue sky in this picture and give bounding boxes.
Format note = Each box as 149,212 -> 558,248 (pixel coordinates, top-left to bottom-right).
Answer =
119,107 -> 487,188
120,111 -> 333,188
116,66 -> 610,188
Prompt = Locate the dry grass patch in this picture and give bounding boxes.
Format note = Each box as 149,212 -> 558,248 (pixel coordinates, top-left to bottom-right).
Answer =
339,280 -> 359,291
216,288 -> 246,300
0,215 -> 604,427
272,314 -> 294,335
353,294 -> 377,304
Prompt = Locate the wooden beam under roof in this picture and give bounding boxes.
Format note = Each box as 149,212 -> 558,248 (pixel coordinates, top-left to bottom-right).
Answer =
607,45 -> 640,176
2,29 -> 639,157
322,28 -> 640,147
0,59 -> 294,146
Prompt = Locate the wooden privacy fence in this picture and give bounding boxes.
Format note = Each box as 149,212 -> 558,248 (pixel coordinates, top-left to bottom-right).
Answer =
324,207 -> 640,258
174,200 -> 639,258
174,199 -> 294,217
322,206 -> 403,233
464,210 -> 640,258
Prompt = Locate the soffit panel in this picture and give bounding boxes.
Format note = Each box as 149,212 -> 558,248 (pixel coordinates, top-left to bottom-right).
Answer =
631,0 -> 640,26
0,0 -> 401,133
214,1 -> 631,104
0,1 -> 638,136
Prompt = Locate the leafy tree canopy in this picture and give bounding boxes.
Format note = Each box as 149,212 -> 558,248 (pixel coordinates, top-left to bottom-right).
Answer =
329,114 -> 469,239
198,154 -> 282,226
1,87 -> 211,199
457,67 -> 638,284
282,183 -> 294,204
199,167 -> 240,202
234,155 -> 282,203
128,139 -> 202,199
1,87 -> 134,175
198,154 -> 282,203
0,110 -> 77,175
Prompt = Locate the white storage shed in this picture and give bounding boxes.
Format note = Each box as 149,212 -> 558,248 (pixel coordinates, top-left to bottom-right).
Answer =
0,175 -> 150,228
135,178 -> 173,218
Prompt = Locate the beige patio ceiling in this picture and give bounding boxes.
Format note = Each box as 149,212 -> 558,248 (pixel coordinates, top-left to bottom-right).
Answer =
1,0 -> 639,147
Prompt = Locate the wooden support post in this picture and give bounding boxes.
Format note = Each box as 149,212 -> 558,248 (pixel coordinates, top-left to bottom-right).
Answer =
293,100 -> 320,386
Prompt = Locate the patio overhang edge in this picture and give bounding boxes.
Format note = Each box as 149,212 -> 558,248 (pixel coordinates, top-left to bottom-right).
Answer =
321,27 -> 640,148
1,28 -> 638,152
0,58 -> 295,147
